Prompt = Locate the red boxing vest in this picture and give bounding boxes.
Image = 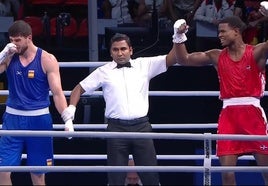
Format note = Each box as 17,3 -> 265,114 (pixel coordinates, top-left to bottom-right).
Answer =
217,45 -> 266,99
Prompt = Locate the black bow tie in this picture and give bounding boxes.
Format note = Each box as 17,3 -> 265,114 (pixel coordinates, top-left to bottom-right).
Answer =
116,62 -> 131,68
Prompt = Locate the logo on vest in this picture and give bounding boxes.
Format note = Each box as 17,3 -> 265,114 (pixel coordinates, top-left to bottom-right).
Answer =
46,158 -> 52,166
16,71 -> 22,75
28,70 -> 35,78
260,144 -> 268,150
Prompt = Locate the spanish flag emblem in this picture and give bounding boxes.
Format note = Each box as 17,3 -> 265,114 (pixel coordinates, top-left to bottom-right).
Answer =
28,70 -> 34,78
46,159 -> 53,166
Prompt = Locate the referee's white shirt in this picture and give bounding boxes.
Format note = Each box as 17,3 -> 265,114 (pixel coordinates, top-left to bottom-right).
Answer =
80,55 -> 167,120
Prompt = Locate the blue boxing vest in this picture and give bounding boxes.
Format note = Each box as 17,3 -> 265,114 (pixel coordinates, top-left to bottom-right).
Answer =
6,48 -> 50,110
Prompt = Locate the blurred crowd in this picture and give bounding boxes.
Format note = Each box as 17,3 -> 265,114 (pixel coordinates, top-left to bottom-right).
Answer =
100,0 -> 268,48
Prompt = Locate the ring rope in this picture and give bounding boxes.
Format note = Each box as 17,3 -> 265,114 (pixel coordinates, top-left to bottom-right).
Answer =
1,165 -> 268,173
0,130 -> 268,141
59,62 -> 108,67
20,154 -> 255,160
0,90 -> 222,96
1,123 -> 218,130
2,90 -> 268,96
54,123 -> 218,129
59,61 -> 268,68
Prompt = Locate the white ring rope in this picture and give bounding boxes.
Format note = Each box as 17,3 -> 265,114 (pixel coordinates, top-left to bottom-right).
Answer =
2,90 -> 268,96
54,123 -> 218,129
0,166 -> 268,173
0,166 -> 205,172
59,61 -> 268,68
0,130 -> 268,141
59,61 -> 108,67
0,90 -> 223,96
20,154 -> 255,160
0,123 -> 218,130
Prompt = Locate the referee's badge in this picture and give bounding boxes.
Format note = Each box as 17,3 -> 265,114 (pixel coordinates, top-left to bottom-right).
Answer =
28,70 -> 35,78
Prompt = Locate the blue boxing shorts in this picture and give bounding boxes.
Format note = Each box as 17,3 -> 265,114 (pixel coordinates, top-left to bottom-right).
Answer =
0,112 -> 54,173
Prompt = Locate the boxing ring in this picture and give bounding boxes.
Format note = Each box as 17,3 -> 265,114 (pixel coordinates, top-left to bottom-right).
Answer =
1,62 -> 268,185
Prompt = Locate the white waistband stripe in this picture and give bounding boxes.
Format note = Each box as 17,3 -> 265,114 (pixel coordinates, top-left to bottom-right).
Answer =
222,97 -> 260,108
6,106 -> 50,116
222,97 -> 267,122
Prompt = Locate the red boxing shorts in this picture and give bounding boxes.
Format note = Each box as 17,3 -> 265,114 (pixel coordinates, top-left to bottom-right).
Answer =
217,105 -> 268,156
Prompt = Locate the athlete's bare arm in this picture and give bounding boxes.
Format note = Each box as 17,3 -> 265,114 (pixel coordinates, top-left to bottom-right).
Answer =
253,40 -> 268,70
175,43 -> 221,69
172,19 -> 221,69
41,51 -> 67,114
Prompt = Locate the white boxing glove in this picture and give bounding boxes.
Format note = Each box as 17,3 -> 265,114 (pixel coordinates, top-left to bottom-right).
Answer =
65,119 -> 74,139
62,105 -> 76,139
173,19 -> 188,44
65,119 -> 74,132
64,119 -> 74,139
260,1 -> 268,16
0,43 -> 17,63
61,105 -> 76,122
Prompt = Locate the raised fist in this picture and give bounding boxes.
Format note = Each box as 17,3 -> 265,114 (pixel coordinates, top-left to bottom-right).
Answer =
173,19 -> 188,44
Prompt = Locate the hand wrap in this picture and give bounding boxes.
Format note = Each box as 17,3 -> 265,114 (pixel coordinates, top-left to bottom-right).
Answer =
65,119 -> 74,139
62,105 -> 76,139
172,19 -> 188,44
65,119 -> 74,131
61,105 -> 76,122
0,43 -> 17,63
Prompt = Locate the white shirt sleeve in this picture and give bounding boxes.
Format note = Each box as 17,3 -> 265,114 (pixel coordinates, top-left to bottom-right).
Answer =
135,55 -> 167,80
79,68 -> 103,95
